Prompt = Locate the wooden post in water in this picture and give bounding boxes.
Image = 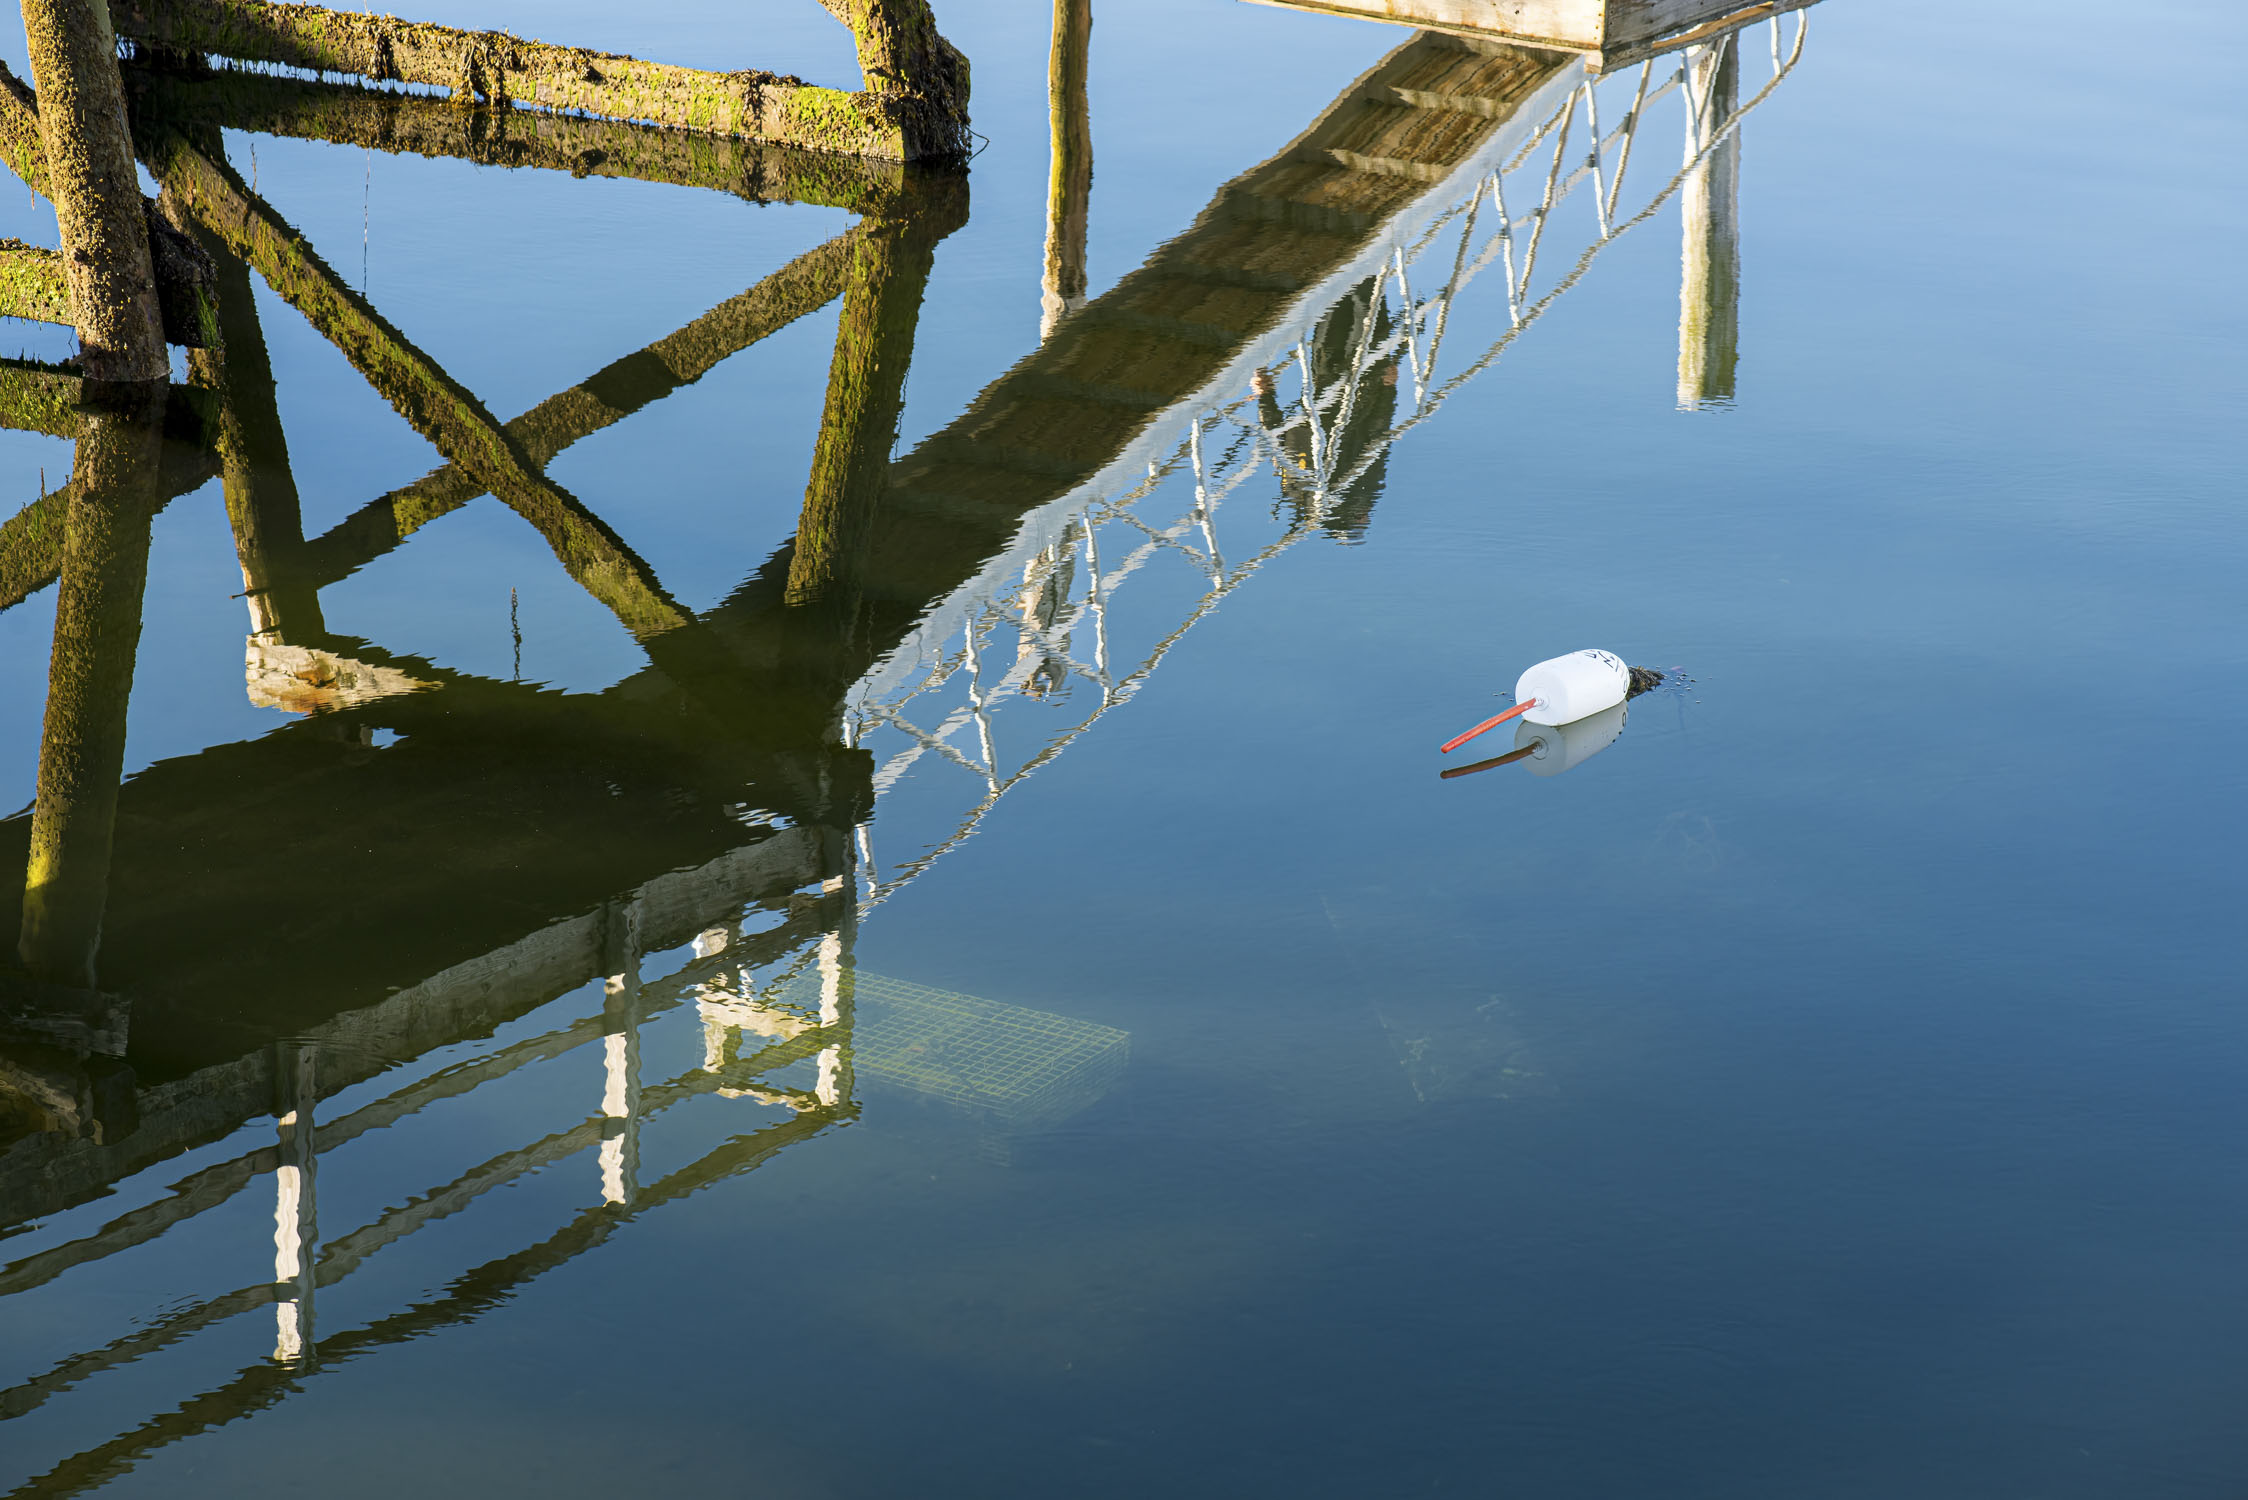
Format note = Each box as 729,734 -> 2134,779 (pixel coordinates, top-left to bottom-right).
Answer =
16,387 -> 164,989
814,0 -> 972,160
18,0 -> 168,380
194,240 -> 326,644
1041,0 -> 1092,339
785,212 -> 944,614
1677,32 -> 1739,409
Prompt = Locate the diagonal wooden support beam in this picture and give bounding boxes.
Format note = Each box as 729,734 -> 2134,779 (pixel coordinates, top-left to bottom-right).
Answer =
122,64 -> 916,213
113,0 -> 966,161
300,228 -> 866,590
0,487 -> 70,611
139,124 -> 700,642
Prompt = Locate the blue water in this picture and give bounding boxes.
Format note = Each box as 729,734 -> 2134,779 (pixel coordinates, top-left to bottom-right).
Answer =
2,0 -> 2246,1492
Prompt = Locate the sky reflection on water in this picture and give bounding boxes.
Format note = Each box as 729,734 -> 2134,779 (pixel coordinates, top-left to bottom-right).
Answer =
1,0 -> 2245,1493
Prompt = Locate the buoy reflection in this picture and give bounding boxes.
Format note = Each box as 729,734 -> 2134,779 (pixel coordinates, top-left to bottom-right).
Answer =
1439,701 -> 1628,781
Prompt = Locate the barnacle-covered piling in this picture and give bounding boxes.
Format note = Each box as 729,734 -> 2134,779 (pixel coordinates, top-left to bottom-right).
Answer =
14,0 -> 168,378
0,61 -> 220,347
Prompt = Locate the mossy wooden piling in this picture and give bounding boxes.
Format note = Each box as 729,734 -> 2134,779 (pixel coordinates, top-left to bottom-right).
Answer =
18,389 -> 165,989
17,0 -> 169,379
189,236 -> 326,642
1677,34 -> 1738,408
1041,0 -> 1091,338
787,209 -> 947,609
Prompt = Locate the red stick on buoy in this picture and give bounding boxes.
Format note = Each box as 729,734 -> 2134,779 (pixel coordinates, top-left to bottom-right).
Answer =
1438,699 -> 1538,754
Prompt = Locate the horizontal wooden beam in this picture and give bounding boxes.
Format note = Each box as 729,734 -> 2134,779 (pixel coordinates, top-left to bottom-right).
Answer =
0,237 -> 66,324
113,0 -> 944,160
122,64 -> 916,212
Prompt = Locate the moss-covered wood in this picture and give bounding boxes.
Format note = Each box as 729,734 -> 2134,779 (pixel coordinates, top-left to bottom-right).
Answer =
124,64 -> 910,212
0,60 -> 51,195
17,0 -> 169,379
142,125 -> 697,642
302,228 -> 866,589
0,239 -> 68,325
0,61 -> 221,348
0,362 -> 83,435
0,486 -> 70,612
786,212 -> 943,609
114,0 -> 962,161
812,0 -> 970,162
18,386 -> 165,988
1041,0 -> 1091,337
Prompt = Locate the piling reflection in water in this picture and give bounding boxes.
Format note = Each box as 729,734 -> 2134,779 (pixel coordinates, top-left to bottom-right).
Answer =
0,5 -> 1812,1485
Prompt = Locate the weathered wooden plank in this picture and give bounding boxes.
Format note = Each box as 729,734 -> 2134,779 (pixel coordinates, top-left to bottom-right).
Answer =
122,64 -> 912,212
113,0 -> 933,159
1240,0 -> 1815,71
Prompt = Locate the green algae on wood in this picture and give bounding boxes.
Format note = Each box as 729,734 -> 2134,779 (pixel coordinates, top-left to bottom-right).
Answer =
0,363 -> 84,437
123,64 -> 910,213
113,0 -> 959,160
787,211 -> 945,608
0,486 -> 72,612
18,387 -> 165,988
17,0 -> 169,379
0,61 -> 221,348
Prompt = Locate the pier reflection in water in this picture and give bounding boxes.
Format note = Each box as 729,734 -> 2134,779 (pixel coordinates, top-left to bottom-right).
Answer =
0,5 -> 1817,1488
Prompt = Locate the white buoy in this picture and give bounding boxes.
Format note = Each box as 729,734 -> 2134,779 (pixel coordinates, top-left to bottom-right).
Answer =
1438,648 -> 1635,755
1513,649 -> 1630,727
1515,700 -> 1626,776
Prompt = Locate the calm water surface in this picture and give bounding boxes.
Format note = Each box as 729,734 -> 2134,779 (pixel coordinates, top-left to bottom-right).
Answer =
2,0 -> 2245,1493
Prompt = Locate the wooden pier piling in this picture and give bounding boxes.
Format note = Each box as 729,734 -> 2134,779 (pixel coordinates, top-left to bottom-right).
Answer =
17,388 -> 164,990
1042,0 -> 1092,338
17,0 -> 168,380
1677,32 -> 1739,408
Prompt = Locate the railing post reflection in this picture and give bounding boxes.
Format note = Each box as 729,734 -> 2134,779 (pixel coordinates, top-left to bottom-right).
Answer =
814,822 -> 858,1109
598,900 -> 642,1208
1042,0 -> 1093,339
1678,32 -> 1741,410
17,385 -> 164,990
271,1040 -> 318,1363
